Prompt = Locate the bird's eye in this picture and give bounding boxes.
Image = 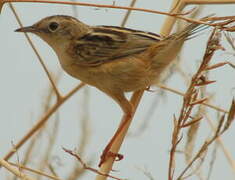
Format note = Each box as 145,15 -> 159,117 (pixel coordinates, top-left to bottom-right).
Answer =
48,22 -> 59,32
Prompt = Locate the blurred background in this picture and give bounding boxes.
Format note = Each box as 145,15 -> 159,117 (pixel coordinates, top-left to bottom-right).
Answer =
0,0 -> 235,179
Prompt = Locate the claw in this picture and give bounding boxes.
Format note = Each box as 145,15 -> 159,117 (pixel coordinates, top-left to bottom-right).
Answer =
99,151 -> 124,167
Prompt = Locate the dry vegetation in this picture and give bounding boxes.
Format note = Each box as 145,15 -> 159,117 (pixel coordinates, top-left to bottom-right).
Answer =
0,0 -> 235,180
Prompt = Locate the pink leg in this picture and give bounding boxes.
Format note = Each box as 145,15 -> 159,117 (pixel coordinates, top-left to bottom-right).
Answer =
99,91 -> 133,167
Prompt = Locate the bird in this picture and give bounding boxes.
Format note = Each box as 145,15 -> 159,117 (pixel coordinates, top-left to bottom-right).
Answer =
15,15 -> 208,166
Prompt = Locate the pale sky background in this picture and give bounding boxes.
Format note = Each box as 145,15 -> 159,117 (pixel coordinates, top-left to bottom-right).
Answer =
0,0 -> 235,180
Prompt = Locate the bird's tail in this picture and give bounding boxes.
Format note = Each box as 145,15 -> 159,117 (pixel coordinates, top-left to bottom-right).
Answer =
148,17 -> 210,76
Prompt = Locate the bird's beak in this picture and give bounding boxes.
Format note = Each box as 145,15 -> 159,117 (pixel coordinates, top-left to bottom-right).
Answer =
15,26 -> 37,33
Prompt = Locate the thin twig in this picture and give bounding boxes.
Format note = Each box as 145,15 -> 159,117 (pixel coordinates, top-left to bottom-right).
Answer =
169,28 -> 222,180
184,0 -> 235,4
96,90 -> 144,180
4,0 -> 235,29
120,0 -> 137,27
157,84 -> 228,113
95,1 -> 144,179
8,162 -> 62,180
9,3 -> 61,100
205,113 -> 235,174
0,159 -> 36,180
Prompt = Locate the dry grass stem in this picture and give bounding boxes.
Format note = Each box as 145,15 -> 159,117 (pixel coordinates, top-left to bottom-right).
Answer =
185,0 -> 235,4
206,143 -> 218,180
168,28 -> 227,180
96,90 -> 144,180
174,30 -> 235,179
120,0 -> 137,27
157,83 -> 229,113
8,162 -> 62,180
160,0 -> 186,36
224,32 -> 235,50
9,3 -> 61,100
205,113 -> 235,173
178,103 -> 234,179
0,159 -> 36,180
185,75 -> 207,178
3,0 -> 235,30
95,1 -> 148,178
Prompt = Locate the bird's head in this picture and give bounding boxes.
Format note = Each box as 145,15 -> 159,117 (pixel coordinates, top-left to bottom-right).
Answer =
15,15 -> 90,50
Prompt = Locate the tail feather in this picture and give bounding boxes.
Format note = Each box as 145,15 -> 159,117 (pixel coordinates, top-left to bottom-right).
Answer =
149,17 -> 211,75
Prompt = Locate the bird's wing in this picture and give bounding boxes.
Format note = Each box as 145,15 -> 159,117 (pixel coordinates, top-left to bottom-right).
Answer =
71,26 -> 162,66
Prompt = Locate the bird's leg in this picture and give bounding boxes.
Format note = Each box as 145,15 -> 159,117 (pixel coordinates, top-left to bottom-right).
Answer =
99,92 -> 134,167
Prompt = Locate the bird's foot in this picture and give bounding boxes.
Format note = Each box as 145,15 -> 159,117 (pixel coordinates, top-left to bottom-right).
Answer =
98,148 -> 124,167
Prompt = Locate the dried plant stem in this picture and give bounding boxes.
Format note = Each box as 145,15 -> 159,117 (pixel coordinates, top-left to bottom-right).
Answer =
168,29 -> 222,180
120,0 -> 137,27
96,90 -> 144,180
3,83 -> 85,161
95,2 -> 143,178
4,2 -> 87,163
4,0 -> 235,28
160,0 -> 186,36
8,162 -> 62,180
0,159 -> 36,180
184,0 -> 235,4
96,1 -> 187,179
157,83 -> 228,113
205,114 -> 235,173
9,3 -> 61,99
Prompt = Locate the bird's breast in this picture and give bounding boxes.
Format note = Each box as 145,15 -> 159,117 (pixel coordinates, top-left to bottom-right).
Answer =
57,53 -> 156,93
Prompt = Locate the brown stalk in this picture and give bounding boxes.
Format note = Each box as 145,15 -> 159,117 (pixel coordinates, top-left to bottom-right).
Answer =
3,1 -> 86,163
205,113 -> 235,173
177,103 -> 234,179
9,3 -> 61,100
95,1 -> 143,178
205,62 -> 228,70
185,0 -> 235,4
206,143 -> 218,180
96,90 -> 144,180
168,28 -> 222,180
180,116 -> 203,128
3,0 -> 235,29
8,162 -> 62,180
0,159 -> 36,180
172,49 -> 235,175
65,5 -> 91,180
157,84 -> 229,113
120,0 -> 137,27
185,72 -> 208,178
